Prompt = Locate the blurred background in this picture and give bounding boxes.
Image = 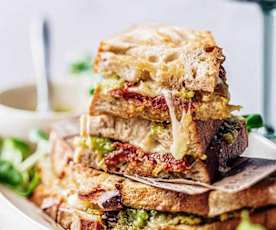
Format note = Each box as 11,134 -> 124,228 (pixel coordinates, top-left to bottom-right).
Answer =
0,0 -> 272,115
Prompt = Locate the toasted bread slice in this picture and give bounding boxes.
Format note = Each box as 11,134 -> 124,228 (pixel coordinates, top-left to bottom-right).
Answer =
32,180 -> 276,230
55,117 -> 247,183
85,114 -> 222,161
94,24 -> 225,93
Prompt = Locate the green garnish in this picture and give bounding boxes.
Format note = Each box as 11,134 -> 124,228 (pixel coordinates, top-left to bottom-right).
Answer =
0,160 -> 23,186
1,138 -> 31,166
0,129 -> 49,197
70,56 -> 92,75
242,114 -> 264,132
236,211 -> 265,230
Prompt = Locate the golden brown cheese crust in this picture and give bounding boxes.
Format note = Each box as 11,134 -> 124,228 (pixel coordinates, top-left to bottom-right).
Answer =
94,25 -> 224,92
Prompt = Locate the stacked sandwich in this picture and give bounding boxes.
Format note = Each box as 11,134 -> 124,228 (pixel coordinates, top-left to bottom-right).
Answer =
32,25 -> 276,229
77,25 -> 247,184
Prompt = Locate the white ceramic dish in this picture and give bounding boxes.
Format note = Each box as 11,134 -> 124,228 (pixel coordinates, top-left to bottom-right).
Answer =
0,185 -> 61,230
0,80 -> 90,139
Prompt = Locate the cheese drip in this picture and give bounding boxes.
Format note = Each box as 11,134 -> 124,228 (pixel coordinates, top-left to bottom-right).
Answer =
80,114 -> 90,137
162,90 -> 192,160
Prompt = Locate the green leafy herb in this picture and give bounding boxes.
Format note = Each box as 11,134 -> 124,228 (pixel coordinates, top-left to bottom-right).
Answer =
242,114 -> 264,132
0,129 -> 49,197
236,211 -> 265,230
70,56 -> 92,75
0,160 -> 22,186
14,170 -> 41,197
0,138 -> 31,166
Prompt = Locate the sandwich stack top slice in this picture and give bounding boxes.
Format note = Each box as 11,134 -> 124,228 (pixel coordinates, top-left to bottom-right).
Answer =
32,125 -> 276,230
94,24 -> 224,93
91,24 -> 238,123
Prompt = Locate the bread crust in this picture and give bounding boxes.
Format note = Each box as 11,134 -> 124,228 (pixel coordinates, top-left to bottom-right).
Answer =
94,25 -> 224,93
32,185 -> 276,230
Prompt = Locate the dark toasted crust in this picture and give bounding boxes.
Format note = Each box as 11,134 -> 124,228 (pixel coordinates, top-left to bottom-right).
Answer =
89,86 -> 237,122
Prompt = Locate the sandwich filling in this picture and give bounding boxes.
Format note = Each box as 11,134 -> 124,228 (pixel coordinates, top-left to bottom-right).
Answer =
91,74 -> 238,122
75,117 -> 246,182
80,115 -> 223,160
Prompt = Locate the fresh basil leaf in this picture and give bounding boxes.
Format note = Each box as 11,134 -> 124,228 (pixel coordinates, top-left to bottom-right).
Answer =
242,114 -> 264,132
0,160 -> 22,186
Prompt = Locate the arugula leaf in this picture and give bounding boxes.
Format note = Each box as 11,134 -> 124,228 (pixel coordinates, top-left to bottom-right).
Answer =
242,114 -> 264,132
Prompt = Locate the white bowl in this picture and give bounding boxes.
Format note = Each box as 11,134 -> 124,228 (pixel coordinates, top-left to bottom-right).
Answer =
0,80 -> 90,139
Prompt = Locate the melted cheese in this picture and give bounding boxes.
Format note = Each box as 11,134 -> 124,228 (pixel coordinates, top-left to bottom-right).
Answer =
80,114 -> 91,137
162,90 -> 192,160
128,80 -> 163,97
